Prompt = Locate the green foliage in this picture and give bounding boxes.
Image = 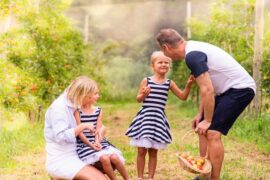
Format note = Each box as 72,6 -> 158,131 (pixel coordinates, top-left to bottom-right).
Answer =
189,0 -> 255,67
188,0 -> 270,100
0,0 -> 97,118
0,59 -> 39,112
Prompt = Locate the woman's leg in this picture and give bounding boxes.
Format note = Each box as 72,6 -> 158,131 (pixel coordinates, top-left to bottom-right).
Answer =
73,165 -> 107,180
148,148 -> 158,179
137,147 -> 147,179
100,155 -> 117,180
110,154 -> 130,180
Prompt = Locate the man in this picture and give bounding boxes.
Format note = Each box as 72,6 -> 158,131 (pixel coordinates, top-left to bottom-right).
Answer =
156,28 -> 255,180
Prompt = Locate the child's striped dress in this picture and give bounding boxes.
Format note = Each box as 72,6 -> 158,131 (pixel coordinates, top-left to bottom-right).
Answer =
76,107 -> 124,164
126,77 -> 172,149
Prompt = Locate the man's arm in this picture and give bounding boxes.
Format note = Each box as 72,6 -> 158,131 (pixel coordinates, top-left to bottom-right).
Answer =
192,100 -> 204,130
195,72 -> 215,134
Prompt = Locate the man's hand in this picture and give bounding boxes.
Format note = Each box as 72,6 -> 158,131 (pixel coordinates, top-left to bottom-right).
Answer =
195,120 -> 211,135
192,113 -> 202,130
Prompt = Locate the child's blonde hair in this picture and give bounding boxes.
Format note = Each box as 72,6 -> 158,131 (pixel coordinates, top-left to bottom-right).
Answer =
66,76 -> 98,108
150,51 -> 172,65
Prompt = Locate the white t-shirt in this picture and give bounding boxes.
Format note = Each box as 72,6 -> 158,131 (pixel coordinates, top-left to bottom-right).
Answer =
185,41 -> 256,95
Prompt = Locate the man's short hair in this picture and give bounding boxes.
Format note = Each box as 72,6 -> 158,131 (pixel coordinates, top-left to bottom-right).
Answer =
155,29 -> 184,48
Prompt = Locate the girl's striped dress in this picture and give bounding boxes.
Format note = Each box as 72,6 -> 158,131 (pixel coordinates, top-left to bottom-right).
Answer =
76,107 -> 124,164
126,77 -> 172,149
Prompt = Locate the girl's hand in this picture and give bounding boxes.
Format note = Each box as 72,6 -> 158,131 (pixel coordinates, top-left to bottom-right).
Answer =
90,142 -> 102,151
187,75 -> 195,86
94,142 -> 102,149
141,86 -> 151,97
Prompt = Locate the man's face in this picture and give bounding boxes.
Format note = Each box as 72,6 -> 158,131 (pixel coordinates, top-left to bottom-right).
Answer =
162,43 -> 183,61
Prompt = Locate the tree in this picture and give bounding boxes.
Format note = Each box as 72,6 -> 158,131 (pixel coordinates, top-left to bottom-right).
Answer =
188,0 -> 270,111
0,0 -> 104,121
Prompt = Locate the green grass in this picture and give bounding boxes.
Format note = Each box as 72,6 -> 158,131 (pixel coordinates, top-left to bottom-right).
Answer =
0,101 -> 269,179
231,113 -> 270,154
0,122 -> 45,169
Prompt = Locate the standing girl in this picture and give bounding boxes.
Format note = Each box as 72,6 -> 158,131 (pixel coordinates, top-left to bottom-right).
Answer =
126,51 -> 194,180
75,79 -> 130,180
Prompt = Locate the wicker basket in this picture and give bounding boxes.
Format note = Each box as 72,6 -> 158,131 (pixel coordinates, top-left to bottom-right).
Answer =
177,130 -> 212,174
177,153 -> 212,174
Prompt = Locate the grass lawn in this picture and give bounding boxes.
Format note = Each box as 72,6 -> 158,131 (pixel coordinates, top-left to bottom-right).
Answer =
0,100 -> 269,179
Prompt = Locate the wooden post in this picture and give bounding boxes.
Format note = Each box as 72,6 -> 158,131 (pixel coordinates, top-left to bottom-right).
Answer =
252,0 -> 264,114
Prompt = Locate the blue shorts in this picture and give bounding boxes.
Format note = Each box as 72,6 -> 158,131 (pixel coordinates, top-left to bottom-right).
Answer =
201,88 -> 255,135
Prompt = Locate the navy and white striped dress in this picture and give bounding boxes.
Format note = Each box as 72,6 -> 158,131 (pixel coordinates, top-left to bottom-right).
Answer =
126,77 -> 172,149
76,107 -> 124,164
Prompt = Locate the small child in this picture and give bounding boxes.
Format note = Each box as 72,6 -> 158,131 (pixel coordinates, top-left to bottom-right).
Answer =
126,51 -> 194,180
75,79 -> 130,180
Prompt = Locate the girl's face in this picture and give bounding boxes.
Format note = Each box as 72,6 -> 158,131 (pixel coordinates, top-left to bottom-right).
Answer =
152,56 -> 171,75
82,89 -> 100,106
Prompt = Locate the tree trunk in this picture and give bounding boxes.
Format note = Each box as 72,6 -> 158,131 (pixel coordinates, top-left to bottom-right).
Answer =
252,0 -> 264,114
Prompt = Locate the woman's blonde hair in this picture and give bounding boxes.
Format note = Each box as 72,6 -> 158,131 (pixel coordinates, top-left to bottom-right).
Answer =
150,51 -> 172,65
66,76 -> 98,108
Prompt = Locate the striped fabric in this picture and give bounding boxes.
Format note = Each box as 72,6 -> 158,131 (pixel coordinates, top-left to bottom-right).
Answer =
126,77 -> 172,144
76,107 -> 111,161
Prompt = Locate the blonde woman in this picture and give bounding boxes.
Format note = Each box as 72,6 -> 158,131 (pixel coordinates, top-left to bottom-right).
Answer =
44,76 -> 107,180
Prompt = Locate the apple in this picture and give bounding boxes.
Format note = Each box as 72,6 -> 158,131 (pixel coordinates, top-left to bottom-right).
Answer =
196,161 -> 203,166
187,155 -> 194,160
197,165 -> 203,170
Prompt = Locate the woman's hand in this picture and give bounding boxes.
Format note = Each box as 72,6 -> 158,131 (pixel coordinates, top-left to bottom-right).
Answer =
83,123 -> 95,134
75,123 -> 95,136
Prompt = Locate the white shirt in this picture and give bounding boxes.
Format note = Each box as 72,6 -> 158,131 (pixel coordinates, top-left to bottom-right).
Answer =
44,92 -> 77,158
186,41 -> 256,95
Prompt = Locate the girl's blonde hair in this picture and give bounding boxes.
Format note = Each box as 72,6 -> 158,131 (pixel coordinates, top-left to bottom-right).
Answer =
66,76 -> 98,108
150,51 -> 172,65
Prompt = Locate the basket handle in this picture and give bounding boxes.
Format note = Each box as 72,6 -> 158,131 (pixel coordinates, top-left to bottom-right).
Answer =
179,130 -> 208,159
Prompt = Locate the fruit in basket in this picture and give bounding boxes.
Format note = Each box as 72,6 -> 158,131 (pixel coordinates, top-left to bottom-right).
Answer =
197,165 -> 203,170
196,161 -> 203,166
187,155 -> 194,160
197,158 -> 205,164
195,158 -> 205,166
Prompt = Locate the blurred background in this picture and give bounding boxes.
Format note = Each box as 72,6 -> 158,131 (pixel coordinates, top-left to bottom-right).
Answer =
1,0 -> 269,122
0,0 -> 270,178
